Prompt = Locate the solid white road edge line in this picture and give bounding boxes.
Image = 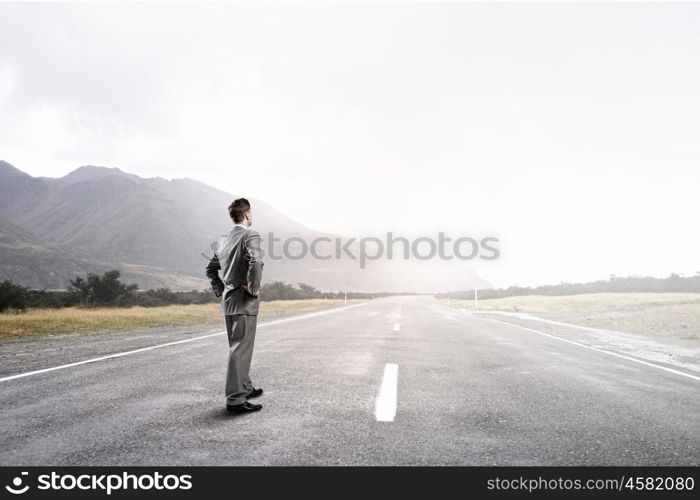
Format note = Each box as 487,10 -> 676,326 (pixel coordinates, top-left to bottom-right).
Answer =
485,317 -> 700,382
0,301 -> 373,383
375,363 -> 399,422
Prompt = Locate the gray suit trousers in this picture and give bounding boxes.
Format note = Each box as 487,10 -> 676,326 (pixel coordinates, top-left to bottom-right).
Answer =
224,314 -> 257,405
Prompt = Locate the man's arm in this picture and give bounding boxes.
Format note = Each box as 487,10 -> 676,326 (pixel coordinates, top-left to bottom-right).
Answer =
205,252 -> 225,297
244,231 -> 264,297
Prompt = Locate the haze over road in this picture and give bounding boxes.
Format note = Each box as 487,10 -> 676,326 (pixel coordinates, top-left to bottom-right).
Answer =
1,296 -> 698,465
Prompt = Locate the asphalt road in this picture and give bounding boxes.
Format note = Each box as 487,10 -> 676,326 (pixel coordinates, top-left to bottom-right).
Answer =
0,296 -> 698,465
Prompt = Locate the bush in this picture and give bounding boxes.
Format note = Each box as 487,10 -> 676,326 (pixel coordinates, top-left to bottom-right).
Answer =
68,270 -> 138,307
0,280 -> 29,312
26,289 -> 75,309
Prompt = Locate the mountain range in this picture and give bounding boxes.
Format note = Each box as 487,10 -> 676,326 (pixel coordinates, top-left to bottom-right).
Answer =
0,161 -> 489,292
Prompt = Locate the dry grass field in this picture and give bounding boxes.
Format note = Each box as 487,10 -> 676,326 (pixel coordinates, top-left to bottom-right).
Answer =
0,299 -> 366,341
441,293 -> 700,339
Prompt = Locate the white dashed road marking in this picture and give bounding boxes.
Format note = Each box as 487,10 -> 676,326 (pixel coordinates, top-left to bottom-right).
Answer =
375,363 -> 399,422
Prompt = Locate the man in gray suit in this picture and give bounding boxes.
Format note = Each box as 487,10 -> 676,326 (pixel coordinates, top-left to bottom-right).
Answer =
206,198 -> 264,414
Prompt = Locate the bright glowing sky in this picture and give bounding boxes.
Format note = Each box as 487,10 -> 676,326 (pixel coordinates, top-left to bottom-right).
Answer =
1,1 -> 698,287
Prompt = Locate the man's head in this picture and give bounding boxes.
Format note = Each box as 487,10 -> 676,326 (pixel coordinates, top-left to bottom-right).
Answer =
228,198 -> 252,227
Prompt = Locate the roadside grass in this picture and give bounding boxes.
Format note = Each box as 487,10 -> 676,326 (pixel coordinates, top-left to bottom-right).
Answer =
440,293 -> 700,339
0,299 -> 366,341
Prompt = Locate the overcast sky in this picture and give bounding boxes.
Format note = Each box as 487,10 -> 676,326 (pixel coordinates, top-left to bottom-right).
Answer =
1,1 -> 698,287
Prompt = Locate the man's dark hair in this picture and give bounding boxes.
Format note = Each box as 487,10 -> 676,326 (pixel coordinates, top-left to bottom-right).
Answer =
228,198 -> 251,223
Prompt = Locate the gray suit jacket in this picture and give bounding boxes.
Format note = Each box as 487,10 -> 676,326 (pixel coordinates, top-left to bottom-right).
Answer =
205,226 -> 264,315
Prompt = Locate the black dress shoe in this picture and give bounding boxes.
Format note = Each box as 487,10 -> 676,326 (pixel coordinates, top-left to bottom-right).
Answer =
227,401 -> 262,414
246,388 -> 263,399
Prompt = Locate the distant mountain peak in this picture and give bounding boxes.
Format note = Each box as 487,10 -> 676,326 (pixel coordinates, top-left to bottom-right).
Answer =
66,165 -> 129,177
76,164 -> 123,173
61,165 -> 139,183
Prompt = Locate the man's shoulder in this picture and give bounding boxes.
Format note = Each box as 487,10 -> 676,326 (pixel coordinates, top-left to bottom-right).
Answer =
243,229 -> 262,248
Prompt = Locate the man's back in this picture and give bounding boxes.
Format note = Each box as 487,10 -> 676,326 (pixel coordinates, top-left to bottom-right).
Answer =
206,226 -> 264,315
